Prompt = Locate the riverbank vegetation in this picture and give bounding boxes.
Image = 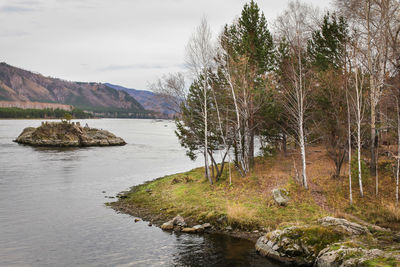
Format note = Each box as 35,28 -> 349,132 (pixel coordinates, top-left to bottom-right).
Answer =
114,147 -> 400,232
150,0 -> 400,212
0,107 -> 93,119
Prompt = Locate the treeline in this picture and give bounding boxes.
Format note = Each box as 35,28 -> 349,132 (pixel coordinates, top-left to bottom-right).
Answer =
152,0 -> 400,205
77,105 -> 157,119
0,107 -> 93,119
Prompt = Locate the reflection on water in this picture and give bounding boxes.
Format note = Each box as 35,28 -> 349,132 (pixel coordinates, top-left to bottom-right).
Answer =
0,119 -> 280,266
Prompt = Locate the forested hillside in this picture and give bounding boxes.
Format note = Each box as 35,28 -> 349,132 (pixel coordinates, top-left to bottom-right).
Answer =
0,63 -> 150,117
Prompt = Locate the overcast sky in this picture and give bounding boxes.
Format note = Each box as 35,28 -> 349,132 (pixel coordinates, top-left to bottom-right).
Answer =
0,0 -> 332,90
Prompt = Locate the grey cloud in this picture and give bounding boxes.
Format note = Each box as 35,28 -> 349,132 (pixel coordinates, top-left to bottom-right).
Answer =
0,31 -> 30,37
0,5 -> 35,13
0,0 -> 42,13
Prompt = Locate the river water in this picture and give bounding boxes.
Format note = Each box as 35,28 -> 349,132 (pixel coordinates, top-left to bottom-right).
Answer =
0,119 -> 279,266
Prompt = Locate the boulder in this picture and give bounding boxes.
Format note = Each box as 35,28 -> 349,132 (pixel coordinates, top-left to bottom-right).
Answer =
193,225 -> 204,232
161,215 -> 187,231
255,225 -> 344,265
182,227 -> 197,233
172,215 -> 187,227
202,223 -> 212,229
161,220 -> 174,230
316,244 -> 399,267
181,225 -> 205,234
272,188 -> 289,206
318,217 -> 370,235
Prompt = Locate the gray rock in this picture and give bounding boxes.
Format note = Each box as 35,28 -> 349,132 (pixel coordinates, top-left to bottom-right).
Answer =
316,244 -> 398,267
161,215 -> 187,231
202,223 -> 212,228
225,226 -> 233,231
217,215 -> 228,224
272,188 -> 289,206
193,225 -> 204,232
318,217 -> 370,235
181,227 -> 197,233
161,220 -> 174,230
172,215 -> 187,227
182,225 -> 204,233
255,225 -> 341,265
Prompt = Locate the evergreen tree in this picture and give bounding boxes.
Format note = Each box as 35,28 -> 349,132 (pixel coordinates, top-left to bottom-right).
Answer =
222,0 -> 275,170
308,12 -> 349,178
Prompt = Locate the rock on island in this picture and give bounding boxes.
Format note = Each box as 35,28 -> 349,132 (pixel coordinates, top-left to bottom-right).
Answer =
14,121 -> 126,147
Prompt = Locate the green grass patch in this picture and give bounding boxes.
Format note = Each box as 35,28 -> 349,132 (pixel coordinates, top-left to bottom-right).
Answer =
364,257 -> 398,267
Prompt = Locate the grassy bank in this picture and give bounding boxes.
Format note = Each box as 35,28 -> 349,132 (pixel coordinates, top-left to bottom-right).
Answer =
111,146 -> 400,266
112,146 -> 400,234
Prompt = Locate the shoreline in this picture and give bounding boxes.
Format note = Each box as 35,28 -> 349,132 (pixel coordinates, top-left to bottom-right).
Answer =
110,182 -> 263,243
109,154 -> 400,266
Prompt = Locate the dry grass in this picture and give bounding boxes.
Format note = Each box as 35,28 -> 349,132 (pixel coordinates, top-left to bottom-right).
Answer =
119,145 -> 400,231
226,202 -> 258,228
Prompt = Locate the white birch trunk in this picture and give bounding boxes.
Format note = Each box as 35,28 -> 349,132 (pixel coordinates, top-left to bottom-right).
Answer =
203,78 -> 211,184
299,122 -> 308,189
396,98 -> 400,205
298,44 -> 307,189
346,90 -> 353,205
355,69 -> 364,198
225,69 -> 246,175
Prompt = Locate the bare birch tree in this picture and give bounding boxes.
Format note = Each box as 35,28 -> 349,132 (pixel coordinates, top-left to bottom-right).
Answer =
185,17 -> 215,184
354,66 -> 366,198
275,0 -> 318,189
149,72 -> 187,116
336,0 -> 400,195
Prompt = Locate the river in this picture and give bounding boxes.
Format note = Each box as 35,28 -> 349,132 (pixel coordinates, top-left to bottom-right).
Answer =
0,119 -> 280,266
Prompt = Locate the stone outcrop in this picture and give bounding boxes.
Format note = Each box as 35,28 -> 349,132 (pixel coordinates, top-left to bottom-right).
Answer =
14,121 -> 126,147
318,216 -> 370,235
272,188 -> 289,206
255,217 -> 398,266
316,244 -> 400,267
255,225 -> 343,265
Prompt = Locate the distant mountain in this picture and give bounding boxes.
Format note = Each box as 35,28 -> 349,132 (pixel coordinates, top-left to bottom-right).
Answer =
104,83 -> 175,117
0,62 -> 149,117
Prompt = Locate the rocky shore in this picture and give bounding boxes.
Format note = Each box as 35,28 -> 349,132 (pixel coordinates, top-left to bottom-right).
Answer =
114,194 -> 400,266
14,121 -> 126,147
255,216 -> 399,266
111,169 -> 400,267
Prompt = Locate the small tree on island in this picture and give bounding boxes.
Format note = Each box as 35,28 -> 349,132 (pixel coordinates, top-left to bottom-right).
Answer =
62,112 -> 73,123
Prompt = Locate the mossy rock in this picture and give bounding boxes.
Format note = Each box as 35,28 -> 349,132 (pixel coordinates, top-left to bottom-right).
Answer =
256,225 -> 344,265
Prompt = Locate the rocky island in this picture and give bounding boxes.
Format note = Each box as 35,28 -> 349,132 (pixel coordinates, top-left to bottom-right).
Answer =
14,121 -> 126,147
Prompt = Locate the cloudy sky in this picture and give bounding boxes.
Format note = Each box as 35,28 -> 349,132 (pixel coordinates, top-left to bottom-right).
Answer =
0,0 -> 332,90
